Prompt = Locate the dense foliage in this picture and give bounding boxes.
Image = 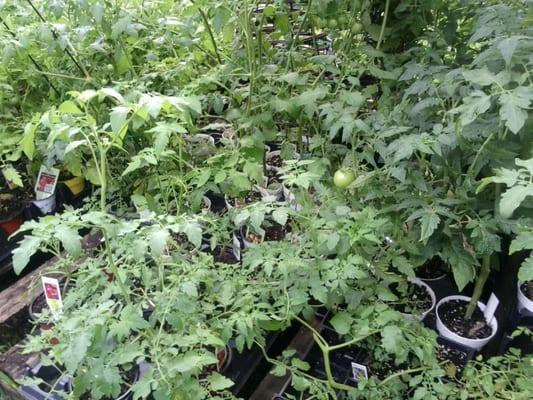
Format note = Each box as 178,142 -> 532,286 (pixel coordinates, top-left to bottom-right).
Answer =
1,0 -> 532,399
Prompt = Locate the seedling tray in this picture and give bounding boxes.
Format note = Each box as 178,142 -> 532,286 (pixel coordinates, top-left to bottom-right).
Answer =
228,324 -> 301,398
17,363 -> 71,400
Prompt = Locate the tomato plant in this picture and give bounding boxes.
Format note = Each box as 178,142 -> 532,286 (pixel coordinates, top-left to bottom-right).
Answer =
1,0 -> 532,399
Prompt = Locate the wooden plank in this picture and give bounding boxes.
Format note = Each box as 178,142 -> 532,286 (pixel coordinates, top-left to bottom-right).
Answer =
0,370 -> 23,399
0,344 -> 39,381
0,233 -> 100,325
250,317 -> 325,400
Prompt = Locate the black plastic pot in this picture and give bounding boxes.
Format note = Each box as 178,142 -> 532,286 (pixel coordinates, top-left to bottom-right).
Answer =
18,363 -> 71,400
228,324 -> 301,398
204,191 -> 227,214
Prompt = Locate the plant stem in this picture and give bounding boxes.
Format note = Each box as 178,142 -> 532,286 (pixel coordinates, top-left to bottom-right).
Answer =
103,231 -> 131,304
465,255 -> 490,319
376,0 -> 390,50
321,345 -> 356,391
286,0 -> 314,70
378,366 -> 429,386
469,131 -> 496,176
26,0 -> 90,79
95,140 -> 131,304
328,330 -> 380,352
197,6 -> 222,64
0,16 -> 61,96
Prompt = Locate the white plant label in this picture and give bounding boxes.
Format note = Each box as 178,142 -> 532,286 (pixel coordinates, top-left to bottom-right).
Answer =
351,362 -> 368,381
483,293 -> 499,323
41,276 -> 63,320
35,165 -> 59,200
232,234 -> 241,261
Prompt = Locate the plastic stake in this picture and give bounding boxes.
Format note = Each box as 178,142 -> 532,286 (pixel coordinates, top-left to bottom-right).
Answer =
483,293 -> 499,324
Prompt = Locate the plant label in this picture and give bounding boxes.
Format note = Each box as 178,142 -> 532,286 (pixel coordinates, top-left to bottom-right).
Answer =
351,362 -> 368,381
41,277 -> 63,320
232,234 -> 241,261
483,293 -> 499,323
35,165 -> 59,200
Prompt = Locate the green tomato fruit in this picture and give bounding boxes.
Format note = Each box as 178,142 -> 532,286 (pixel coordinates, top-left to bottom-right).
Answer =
106,64 -> 114,72
352,22 -> 363,34
333,169 -> 355,188
338,15 -> 348,25
328,18 -> 338,29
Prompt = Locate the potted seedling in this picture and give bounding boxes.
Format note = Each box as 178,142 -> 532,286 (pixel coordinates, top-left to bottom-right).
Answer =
18,362 -> 71,400
517,281 -> 533,315
388,278 -> 436,321
435,157 -> 533,350
416,256 -> 449,284
225,190 -> 263,209
240,221 -> 290,248
435,292 -> 498,351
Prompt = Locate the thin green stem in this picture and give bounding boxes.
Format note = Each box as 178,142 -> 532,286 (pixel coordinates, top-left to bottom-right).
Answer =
286,0 -> 314,70
465,255 -> 490,319
376,0 -> 390,50
197,6 -> 222,64
293,315 -> 327,348
378,366 -> 429,386
328,330 -> 380,352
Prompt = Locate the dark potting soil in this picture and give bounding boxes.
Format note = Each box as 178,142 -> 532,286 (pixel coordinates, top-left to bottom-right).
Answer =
390,282 -> 432,315
229,192 -> 262,208
437,342 -> 468,378
213,246 -> 239,264
266,167 -> 281,183
520,281 -> 533,301
264,223 -> 288,242
438,299 -> 492,339
267,154 -> 283,168
356,352 -> 397,381
417,257 -> 448,280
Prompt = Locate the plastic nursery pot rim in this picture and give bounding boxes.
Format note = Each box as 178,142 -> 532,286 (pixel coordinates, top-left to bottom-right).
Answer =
254,182 -> 283,200
63,176 -> 85,196
0,209 -> 24,235
517,281 -> 533,315
265,149 -> 301,170
403,278 -> 436,321
435,295 -> 498,350
32,192 -> 57,214
418,272 -> 448,282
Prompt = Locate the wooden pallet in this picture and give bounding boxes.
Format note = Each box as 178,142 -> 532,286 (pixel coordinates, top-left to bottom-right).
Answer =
250,316 -> 325,400
0,233 -> 100,325
0,233 -> 100,399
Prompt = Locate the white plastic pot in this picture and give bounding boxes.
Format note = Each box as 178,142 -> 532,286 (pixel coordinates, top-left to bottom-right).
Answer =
282,185 -> 303,212
265,149 -> 300,171
419,272 -> 448,283
517,281 -> 533,315
436,295 -> 498,350
32,193 -> 56,215
403,278 -> 436,321
255,181 -> 283,200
